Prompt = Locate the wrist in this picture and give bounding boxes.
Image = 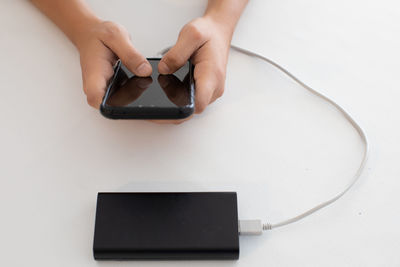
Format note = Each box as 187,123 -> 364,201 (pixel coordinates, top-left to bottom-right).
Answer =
203,13 -> 236,39
202,15 -> 235,46
203,0 -> 248,39
70,16 -> 102,51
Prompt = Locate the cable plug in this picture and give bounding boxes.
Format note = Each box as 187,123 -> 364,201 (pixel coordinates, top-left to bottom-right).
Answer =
238,220 -> 264,235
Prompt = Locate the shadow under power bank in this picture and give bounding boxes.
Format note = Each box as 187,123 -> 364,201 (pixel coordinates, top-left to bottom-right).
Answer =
93,192 -> 239,260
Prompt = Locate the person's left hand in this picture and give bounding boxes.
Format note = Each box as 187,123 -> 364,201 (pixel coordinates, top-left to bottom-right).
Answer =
156,16 -> 233,124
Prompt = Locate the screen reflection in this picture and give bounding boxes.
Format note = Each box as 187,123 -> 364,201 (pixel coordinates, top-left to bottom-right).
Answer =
106,60 -> 191,108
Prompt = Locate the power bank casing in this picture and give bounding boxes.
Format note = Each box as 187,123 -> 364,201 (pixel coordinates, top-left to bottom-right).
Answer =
93,192 -> 239,260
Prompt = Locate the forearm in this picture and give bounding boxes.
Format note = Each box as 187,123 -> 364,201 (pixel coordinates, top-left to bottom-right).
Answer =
204,0 -> 248,36
30,0 -> 100,49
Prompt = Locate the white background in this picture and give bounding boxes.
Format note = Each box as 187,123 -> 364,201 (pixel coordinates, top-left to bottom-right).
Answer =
1,0 -> 399,266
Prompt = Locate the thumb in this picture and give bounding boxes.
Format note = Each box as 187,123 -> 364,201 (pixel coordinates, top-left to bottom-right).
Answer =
158,23 -> 206,74
99,22 -> 152,77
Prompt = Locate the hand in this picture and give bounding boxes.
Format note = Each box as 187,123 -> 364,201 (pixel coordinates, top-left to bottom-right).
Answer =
77,21 -> 152,108
158,16 -> 233,121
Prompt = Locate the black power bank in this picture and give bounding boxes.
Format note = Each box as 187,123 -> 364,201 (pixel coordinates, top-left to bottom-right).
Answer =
93,192 -> 239,260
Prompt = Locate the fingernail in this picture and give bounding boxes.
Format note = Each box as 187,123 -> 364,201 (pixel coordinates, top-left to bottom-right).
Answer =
158,61 -> 171,74
136,62 -> 151,76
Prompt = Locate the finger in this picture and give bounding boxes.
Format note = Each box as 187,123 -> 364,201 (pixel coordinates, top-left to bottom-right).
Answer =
210,83 -> 225,104
81,56 -> 115,108
99,22 -> 152,77
193,61 -> 220,114
158,24 -> 206,74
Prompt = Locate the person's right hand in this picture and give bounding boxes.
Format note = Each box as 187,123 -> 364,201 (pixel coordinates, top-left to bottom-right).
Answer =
76,21 -> 152,108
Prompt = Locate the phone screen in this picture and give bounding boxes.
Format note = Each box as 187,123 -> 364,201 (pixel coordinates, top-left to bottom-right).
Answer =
106,59 -> 192,108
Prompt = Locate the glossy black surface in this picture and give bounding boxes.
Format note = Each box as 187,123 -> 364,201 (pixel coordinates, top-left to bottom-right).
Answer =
100,59 -> 194,119
93,192 -> 239,260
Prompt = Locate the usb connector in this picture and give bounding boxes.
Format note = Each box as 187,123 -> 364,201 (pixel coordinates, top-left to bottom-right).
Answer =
238,220 -> 263,235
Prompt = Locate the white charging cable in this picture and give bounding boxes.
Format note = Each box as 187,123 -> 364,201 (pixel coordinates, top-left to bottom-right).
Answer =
158,45 -> 369,235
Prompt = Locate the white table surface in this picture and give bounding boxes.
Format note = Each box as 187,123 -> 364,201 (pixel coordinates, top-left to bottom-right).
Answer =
1,0 -> 399,266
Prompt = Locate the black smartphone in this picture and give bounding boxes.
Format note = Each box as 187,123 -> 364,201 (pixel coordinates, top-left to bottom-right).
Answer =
100,58 -> 195,119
